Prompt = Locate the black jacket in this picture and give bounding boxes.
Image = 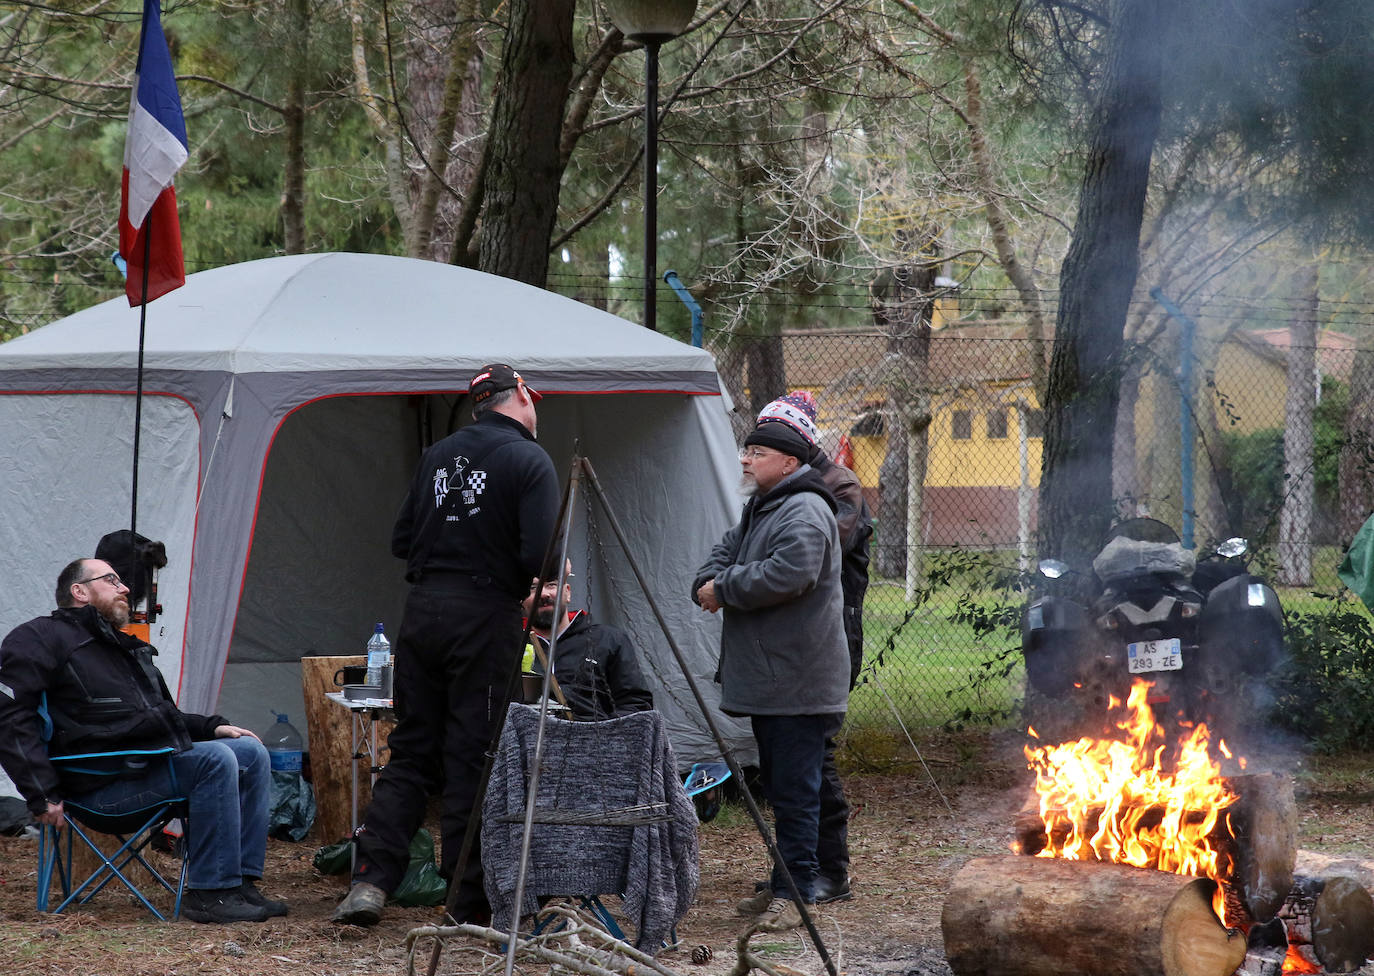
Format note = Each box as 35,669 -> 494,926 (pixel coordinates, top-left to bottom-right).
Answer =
530,612 -> 654,721
392,411 -> 560,598
0,606 -> 227,815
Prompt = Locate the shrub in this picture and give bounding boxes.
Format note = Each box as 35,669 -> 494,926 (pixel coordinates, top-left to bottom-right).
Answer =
1272,597 -> 1374,753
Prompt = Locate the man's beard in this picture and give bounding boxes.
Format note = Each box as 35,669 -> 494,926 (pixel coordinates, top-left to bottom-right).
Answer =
96,592 -> 131,628
738,473 -> 759,497
531,603 -> 557,629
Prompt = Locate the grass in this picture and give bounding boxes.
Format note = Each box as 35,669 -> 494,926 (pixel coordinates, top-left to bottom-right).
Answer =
846,543 -> 1368,735
849,578 -> 1024,732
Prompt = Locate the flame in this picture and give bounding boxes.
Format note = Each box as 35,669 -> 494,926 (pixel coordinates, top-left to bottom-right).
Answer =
1024,678 -> 1239,922
1282,944 -> 1321,974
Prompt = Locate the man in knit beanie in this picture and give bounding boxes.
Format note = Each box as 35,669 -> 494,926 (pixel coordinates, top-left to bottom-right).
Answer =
754,391 -> 873,905
691,413 -> 849,930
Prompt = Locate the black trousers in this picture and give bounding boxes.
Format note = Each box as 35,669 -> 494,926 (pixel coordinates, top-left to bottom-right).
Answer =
815,712 -> 850,882
352,581 -> 521,919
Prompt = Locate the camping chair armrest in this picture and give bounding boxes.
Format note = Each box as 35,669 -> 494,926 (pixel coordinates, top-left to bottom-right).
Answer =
49,747 -> 178,763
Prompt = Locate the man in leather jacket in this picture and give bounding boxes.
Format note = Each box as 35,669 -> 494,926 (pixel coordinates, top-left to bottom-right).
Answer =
0,557 -> 286,924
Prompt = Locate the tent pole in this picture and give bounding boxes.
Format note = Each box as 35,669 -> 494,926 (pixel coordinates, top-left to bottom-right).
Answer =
501,464 -> 580,976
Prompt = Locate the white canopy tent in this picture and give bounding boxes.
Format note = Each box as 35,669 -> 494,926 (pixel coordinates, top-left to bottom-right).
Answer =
0,252 -> 750,765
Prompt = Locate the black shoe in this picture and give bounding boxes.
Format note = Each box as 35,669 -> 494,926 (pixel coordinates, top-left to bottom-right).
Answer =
813,875 -> 852,904
240,879 -> 289,917
183,887 -> 273,923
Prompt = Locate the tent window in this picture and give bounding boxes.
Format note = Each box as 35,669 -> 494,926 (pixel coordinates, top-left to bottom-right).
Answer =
1023,408 -> 1045,438
951,410 -> 972,440
986,409 -> 1008,440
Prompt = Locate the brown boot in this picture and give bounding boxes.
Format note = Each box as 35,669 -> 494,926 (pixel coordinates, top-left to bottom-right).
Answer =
331,882 -> 386,926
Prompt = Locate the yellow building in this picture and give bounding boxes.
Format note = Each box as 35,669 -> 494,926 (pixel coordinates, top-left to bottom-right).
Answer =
774,323 -> 1354,546
779,322 -> 1043,545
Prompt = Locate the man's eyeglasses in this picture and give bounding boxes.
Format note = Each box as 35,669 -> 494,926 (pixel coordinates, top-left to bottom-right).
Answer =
739,447 -> 779,461
529,573 -> 573,592
77,572 -> 124,588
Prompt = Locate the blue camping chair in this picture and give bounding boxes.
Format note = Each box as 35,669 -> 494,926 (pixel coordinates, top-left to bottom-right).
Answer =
683,761 -> 732,823
35,697 -> 189,920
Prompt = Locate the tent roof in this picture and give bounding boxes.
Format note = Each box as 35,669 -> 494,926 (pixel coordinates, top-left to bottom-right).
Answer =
0,253 -> 718,389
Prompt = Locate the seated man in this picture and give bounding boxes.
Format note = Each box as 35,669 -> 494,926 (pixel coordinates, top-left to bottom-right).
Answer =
0,557 -> 287,924
522,560 -> 654,720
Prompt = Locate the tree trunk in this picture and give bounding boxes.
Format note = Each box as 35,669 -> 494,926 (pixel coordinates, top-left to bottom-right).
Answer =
745,332 -> 786,415
871,250 -> 934,583
877,415 -> 908,580
475,0 -> 575,286
1114,360 -> 1142,518
1037,0 -> 1166,571
409,0 -> 483,261
942,856 -> 1246,976
905,408 -> 930,599
280,0 -> 308,253
1278,265 -> 1318,585
1338,336 -> 1374,544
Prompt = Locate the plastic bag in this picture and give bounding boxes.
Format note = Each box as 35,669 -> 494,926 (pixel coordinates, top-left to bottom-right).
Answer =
391,828 -> 447,907
313,839 -> 353,875
268,769 -> 316,842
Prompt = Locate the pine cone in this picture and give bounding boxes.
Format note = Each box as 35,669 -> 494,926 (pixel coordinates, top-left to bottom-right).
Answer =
691,944 -> 713,965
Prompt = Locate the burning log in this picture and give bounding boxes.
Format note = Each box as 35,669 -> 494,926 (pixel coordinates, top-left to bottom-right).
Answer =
1276,875 -> 1374,974
941,855 -> 1247,976
1014,771 -> 1297,926
1219,772 -> 1297,923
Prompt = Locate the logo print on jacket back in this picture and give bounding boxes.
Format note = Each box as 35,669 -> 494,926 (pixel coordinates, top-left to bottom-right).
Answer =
433,455 -> 470,508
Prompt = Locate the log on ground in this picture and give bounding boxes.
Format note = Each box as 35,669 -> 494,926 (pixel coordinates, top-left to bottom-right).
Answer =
1279,874 -> 1374,974
941,855 -> 1246,976
1221,772 -> 1296,924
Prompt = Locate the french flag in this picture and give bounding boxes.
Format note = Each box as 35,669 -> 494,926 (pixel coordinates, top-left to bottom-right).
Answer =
118,0 -> 188,307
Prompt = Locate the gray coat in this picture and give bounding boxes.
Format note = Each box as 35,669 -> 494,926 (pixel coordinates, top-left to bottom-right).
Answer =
692,466 -> 850,716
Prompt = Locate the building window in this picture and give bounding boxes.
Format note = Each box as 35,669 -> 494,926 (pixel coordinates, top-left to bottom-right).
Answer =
952,410 -> 972,440
1023,409 -> 1044,438
986,409 -> 1008,439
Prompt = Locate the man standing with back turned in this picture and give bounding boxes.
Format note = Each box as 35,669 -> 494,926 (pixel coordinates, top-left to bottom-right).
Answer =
691,418 -> 850,931
333,364 -> 559,927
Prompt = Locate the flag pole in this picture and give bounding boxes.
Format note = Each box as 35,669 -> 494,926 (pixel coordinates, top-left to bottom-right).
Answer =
131,222 -> 153,540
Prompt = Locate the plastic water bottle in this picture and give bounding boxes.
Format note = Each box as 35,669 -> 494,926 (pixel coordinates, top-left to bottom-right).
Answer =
366,623 -> 390,687
267,712 -> 304,773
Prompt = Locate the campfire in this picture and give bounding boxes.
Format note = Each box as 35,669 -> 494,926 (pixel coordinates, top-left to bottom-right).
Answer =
941,677 -> 1374,976
1021,678 -> 1240,922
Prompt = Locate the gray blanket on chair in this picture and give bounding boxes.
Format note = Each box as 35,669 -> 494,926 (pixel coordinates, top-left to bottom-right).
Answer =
481,704 -> 700,953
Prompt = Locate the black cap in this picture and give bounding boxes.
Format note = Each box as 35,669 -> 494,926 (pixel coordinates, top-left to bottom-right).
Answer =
744,422 -> 811,461
469,363 -> 541,403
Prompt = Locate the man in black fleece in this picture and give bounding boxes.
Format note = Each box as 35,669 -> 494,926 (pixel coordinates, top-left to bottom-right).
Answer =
334,364 -> 559,927
523,560 -> 654,721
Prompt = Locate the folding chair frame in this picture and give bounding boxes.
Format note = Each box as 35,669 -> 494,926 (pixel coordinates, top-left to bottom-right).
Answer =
37,798 -> 189,920
33,724 -> 190,922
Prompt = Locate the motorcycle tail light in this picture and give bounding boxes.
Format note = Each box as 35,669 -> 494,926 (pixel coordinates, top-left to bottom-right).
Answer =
1181,602 -> 1200,618
1098,613 -> 1118,631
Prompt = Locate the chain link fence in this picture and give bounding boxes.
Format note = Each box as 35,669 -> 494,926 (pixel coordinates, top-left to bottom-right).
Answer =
705,322 -> 1369,731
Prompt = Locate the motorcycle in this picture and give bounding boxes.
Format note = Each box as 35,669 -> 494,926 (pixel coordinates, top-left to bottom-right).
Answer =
1021,517 -> 1285,743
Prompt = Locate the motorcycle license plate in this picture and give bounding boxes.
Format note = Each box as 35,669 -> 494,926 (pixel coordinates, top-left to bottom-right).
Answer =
1127,637 -> 1183,674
